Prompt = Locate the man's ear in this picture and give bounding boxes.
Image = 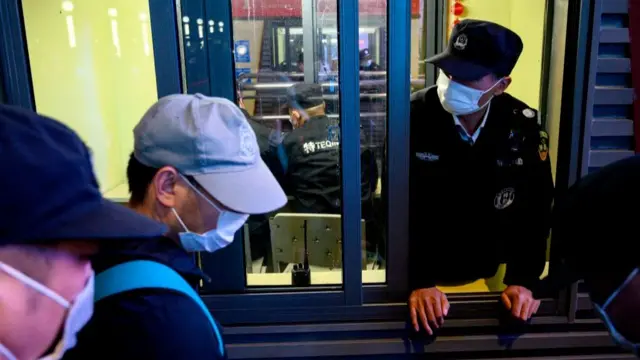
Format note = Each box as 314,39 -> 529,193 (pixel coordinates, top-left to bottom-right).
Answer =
494,76 -> 512,96
153,166 -> 180,208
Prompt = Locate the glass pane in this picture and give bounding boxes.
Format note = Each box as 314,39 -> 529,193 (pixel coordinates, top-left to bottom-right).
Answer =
232,0 -> 387,287
359,0 -> 389,285
408,0 -> 552,296
22,0 -> 158,201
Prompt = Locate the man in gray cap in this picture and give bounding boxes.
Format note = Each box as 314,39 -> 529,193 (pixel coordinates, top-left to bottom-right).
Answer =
408,19 -> 554,335
127,94 -> 287,252
64,95 -> 286,359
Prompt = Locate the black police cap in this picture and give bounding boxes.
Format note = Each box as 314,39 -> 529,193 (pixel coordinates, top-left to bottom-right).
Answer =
426,19 -> 523,81
359,49 -> 372,60
286,83 -> 324,110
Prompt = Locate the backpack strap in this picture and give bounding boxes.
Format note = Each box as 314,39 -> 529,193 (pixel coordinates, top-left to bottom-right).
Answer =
94,260 -> 224,357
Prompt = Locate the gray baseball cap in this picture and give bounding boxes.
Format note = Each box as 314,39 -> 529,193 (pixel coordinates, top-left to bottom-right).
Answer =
133,94 -> 287,214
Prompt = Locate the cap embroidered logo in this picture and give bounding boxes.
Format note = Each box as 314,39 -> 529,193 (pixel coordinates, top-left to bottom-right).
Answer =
239,125 -> 256,158
454,34 -> 468,50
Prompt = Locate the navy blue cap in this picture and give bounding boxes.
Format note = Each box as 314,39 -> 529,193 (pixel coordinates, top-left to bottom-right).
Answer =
359,49 -> 372,60
427,19 -> 523,81
0,105 -> 167,246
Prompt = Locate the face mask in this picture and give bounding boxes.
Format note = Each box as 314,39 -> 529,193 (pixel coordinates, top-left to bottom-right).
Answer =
437,70 -> 503,116
593,268 -> 640,355
0,262 -> 94,360
173,175 -> 249,253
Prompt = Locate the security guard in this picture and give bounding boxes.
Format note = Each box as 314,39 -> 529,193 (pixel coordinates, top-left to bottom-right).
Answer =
280,83 -> 341,214
359,49 -> 381,71
408,20 -> 554,335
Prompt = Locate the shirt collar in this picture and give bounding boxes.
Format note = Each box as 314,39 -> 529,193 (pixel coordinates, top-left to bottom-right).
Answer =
452,102 -> 491,144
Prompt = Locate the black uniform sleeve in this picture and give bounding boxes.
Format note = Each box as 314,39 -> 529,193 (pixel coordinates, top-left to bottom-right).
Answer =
503,125 -> 554,290
408,90 -> 439,292
63,291 -> 226,360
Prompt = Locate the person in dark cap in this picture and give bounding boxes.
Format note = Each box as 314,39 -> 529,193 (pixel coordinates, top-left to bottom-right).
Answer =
535,155 -> 640,355
359,48 -> 381,71
408,19 -> 554,334
278,83 -> 341,214
0,105 -> 166,360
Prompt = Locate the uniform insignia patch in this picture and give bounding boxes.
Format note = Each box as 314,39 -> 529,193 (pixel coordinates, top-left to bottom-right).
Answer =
538,130 -> 549,161
523,108 -> 535,119
494,188 -> 515,210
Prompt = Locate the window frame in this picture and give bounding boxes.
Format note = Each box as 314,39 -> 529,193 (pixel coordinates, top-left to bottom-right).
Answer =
0,0 -> 593,329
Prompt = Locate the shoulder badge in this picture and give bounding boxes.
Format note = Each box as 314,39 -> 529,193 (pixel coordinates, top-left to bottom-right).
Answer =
523,108 -> 536,119
538,130 -> 549,161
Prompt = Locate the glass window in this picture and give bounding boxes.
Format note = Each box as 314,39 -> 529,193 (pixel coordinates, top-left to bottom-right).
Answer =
22,0 -> 158,202
407,0 -> 552,295
230,0 -> 391,287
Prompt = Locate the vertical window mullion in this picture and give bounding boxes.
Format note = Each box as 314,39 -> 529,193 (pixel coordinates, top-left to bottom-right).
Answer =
337,0 -> 363,306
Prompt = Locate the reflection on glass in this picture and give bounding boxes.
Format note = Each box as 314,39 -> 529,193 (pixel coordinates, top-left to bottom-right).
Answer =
23,0 -> 158,200
358,0 -> 387,284
230,0 -> 391,288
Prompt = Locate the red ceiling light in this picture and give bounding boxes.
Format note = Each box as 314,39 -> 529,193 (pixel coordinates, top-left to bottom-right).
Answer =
452,1 -> 464,16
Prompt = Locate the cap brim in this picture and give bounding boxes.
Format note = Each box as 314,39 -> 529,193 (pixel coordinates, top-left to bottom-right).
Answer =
426,50 -> 493,81
194,159 -> 287,215
44,200 -> 168,241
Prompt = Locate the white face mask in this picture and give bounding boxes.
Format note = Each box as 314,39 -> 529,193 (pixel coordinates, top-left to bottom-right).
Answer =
436,70 -> 503,116
0,262 -> 94,360
172,175 -> 249,253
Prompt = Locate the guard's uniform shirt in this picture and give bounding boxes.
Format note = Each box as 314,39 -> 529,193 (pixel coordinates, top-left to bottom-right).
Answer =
408,86 -> 554,291
282,115 -> 341,214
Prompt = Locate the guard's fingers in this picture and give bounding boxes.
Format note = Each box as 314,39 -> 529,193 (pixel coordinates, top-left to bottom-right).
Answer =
418,303 -> 432,335
519,300 -> 530,320
530,299 -> 541,318
425,300 -> 438,329
441,292 -> 450,316
410,305 -> 419,332
432,297 -> 444,324
501,292 -> 512,310
511,297 -> 523,319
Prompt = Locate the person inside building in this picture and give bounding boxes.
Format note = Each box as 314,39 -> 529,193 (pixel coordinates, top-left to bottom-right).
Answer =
408,19 -> 554,335
0,105 -> 166,360
278,83 -> 341,214
359,48 -> 381,71
277,83 -> 380,256
64,94 -> 287,359
535,155 -> 640,356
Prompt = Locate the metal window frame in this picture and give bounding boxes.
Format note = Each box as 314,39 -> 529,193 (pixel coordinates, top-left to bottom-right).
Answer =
0,0 -> 594,329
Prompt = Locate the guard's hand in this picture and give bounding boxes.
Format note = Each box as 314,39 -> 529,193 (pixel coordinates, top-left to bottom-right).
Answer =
501,285 -> 540,321
409,287 -> 450,335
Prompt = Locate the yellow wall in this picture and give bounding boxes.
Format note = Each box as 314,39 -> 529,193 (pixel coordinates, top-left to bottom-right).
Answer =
446,0 -> 546,109
22,0 -> 159,200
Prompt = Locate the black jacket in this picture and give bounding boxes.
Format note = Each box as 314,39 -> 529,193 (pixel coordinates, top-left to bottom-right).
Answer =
281,115 -> 342,213
408,87 -> 554,291
280,115 -> 379,214
63,237 -> 225,360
